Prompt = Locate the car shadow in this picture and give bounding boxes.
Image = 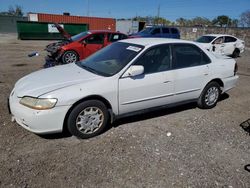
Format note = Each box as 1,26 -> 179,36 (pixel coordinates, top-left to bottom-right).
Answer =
112,93 -> 229,128
38,93 -> 230,139
37,131 -> 72,140
239,119 -> 250,135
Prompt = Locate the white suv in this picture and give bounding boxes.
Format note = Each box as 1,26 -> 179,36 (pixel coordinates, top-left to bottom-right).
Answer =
9,38 -> 239,139
196,34 -> 245,57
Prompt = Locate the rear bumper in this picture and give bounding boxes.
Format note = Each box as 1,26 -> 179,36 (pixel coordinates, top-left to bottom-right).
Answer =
222,75 -> 239,93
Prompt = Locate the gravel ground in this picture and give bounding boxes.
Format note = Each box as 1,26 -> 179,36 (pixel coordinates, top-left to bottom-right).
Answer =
0,34 -> 249,188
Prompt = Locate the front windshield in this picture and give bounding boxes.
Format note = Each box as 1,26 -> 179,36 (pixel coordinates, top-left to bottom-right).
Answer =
71,31 -> 90,41
196,36 -> 216,43
77,42 -> 144,77
139,28 -> 153,34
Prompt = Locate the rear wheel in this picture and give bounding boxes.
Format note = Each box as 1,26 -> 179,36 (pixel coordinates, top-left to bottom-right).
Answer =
62,50 -> 79,64
67,100 -> 109,139
232,48 -> 240,58
197,82 -> 221,109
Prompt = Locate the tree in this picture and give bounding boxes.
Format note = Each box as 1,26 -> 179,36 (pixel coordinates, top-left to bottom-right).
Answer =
230,19 -> 239,27
0,5 -> 24,16
191,17 -> 212,26
133,16 -> 172,26
176,17 -> 188,26
240,10 -> 250,27
212,15 -> 231,27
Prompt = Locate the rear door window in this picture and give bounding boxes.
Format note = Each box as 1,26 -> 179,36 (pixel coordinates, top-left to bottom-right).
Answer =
224,36 -> 237,43
108,33 -> 128,42
162,28 -> 170,34
172,44 -> 211,69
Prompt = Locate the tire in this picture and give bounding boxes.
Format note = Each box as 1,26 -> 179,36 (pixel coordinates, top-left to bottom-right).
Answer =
232,48 -> 240,58
197,82 -> 221,109
62,50 -> 79,64
67,100 -> 109,139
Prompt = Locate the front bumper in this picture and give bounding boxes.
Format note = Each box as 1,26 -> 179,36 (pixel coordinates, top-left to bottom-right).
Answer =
9,91 -> 71,134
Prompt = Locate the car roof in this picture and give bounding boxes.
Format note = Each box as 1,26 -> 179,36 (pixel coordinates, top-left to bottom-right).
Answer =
203,34 -> 236,38
119,38 -> 195,47
88,30 -> 125,34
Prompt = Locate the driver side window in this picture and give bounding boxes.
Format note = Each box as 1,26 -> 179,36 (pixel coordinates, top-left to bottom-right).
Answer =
85,34 -> 104,44
134,45 -> 171,74
151,28 -> 161,35
213,37 -> 224,44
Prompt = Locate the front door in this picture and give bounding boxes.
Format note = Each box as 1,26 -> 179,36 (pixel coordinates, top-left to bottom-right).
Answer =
82,33 -> 105,58
212,36 -> 225,55
119,44 -> 174,114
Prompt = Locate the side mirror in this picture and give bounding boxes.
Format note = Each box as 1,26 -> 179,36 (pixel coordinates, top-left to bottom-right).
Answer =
212,45 -> 216,51
82,40 -> 87,46
123,65 -> 144,77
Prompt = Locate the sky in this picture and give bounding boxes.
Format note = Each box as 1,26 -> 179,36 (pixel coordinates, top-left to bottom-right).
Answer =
0,0 -> 249,21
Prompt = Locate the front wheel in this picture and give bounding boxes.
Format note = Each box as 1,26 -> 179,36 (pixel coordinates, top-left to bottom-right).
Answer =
62,50 -> 79,64
67,100 -> 109,139
197,82 -> 221,109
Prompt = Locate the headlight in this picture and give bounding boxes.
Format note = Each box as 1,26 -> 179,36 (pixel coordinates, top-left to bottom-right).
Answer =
20,97 -> 57,110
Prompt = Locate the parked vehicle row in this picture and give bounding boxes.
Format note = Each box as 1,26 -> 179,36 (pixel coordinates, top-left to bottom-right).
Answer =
9,38 -> 239,139
45,24 -> 245,68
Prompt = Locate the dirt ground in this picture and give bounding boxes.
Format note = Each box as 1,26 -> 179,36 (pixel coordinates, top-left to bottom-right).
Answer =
0,34 -> 249,188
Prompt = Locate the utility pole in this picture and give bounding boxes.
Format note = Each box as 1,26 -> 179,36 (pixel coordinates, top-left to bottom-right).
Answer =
157,4 -> 160,25
87,0 -> 89,16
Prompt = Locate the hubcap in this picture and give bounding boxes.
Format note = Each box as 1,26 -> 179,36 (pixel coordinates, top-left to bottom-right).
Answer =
76,107 -> 104,134
205,87 -> 219,106
64,52 -> 77,63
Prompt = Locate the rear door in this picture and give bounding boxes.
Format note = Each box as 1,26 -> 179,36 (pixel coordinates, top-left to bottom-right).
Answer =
223,36 -> 237,55
82,33 -> 105,58
170,43 -> 211,101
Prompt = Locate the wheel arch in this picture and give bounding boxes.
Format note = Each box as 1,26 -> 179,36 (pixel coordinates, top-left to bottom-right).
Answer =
62,95 -> 113,133
204,78 -> 224,93
61,49 -> 80,62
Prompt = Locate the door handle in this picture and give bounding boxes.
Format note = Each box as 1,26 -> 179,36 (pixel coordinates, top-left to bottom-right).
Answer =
163,81 -> 171,83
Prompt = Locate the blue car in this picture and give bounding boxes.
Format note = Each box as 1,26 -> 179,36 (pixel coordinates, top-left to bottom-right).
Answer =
130,26 -> 180,39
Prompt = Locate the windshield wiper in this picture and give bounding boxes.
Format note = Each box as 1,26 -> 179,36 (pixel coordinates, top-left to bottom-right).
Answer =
76,62 -> 108,76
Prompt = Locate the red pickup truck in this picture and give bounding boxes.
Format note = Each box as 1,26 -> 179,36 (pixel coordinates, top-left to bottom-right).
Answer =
45,24 -> 128,64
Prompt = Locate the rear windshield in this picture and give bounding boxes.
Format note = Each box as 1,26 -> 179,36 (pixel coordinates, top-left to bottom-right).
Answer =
196,36 -> 216,43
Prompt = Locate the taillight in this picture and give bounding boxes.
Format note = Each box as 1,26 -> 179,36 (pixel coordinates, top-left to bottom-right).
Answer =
234,63 -> 238,76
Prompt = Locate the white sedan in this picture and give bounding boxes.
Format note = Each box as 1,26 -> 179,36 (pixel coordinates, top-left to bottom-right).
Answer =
9,38 -> 239,139
196,34 -> 245,57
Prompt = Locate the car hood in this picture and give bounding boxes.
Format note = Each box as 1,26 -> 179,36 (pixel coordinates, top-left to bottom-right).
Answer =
54,23 -> 71,40
14,63 -> 102,97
